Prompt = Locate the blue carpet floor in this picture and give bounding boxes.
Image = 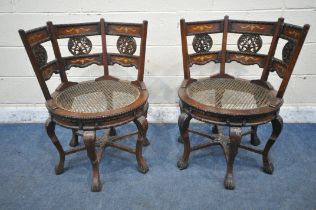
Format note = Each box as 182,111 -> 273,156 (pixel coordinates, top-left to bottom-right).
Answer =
0,123 -> 315,210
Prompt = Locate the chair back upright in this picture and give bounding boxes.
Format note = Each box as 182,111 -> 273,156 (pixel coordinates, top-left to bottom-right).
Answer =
19,19 -> 148,101
180,16 -> 309,99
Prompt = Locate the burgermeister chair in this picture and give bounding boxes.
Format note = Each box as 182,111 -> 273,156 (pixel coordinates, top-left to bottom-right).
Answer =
177,16 -> 309,189
19,19 -> 149,192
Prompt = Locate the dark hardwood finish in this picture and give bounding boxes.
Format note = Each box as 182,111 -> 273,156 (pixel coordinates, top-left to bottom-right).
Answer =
19,19 -> 150,192
177,16 -> 309,189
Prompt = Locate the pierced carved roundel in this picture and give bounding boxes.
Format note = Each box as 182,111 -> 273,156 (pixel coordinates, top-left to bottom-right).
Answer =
68,36 -> 92,56
237,34 -> 262,53
192,34 -> 213,53
282,41 -> 295,63
117,36 -> 137,55
32,44 -> 47,67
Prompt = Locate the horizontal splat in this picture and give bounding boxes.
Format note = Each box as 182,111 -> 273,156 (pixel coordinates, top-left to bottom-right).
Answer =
189,52 -> 220,66
226,51 -> 266,68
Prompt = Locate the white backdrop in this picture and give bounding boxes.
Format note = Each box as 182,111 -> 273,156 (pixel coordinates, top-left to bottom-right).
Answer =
0,0 -> 315,122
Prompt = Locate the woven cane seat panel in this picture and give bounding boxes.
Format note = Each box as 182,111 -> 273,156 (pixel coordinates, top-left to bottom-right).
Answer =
54,80 -> 140,113
186,78 -> 273,110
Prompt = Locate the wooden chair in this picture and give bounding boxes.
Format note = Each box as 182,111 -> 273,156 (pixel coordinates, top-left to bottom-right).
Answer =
177,16 -> 309,189
19,19 -> 149,192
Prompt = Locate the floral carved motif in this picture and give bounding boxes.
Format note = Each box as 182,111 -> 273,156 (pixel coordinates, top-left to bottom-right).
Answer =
117,36 -> 137,55
237,34 -> 262,53
32,44 -> 47,67
68,36 -> 92,56
192,34 -> 213,53
282,41 -> 295,63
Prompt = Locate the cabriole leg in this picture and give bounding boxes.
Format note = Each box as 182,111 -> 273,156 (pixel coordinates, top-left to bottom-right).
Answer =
83,130 -> 101,192
69,129 -> 79,147
177,112 -> 192,170
45,118 -> 65,175
224,127 -> 242,190
250,125 -> 260,146
134,115 -> 149,173
262,115 -> 283,174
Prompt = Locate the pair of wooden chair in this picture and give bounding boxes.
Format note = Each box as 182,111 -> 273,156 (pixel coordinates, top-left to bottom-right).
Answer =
19,17 -> 309,191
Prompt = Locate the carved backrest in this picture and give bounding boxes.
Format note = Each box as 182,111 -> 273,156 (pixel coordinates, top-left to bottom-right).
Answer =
19,19 -> 148,101
180,16 -> 309,98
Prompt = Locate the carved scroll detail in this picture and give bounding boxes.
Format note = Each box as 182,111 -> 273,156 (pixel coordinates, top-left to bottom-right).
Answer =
110,55 -> 138,68
191,25 -> 213,32
69,57 -> 96,65
28,33 -> 44,43
114,26 -> 137,33
234,55 -> 259,62
240,24 -> 265,31
189,53 -> 218,66
270,60 -> 287,79
41,65 -> 54,80
64,27 -> 91,34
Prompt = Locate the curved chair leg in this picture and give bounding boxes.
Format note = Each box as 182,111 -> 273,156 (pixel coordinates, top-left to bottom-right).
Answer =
250,125 -> 260,146
262,115 -> 283,174
224,127 -> 242,190
69,129 -> 79,147
177,112 -> 192,170
141,109 -> 150,146
45,118 -> 65,175
109,127 -> 117,136
212,125 -> 219,134
134,116 -> 149,173
83,130 -> 101,192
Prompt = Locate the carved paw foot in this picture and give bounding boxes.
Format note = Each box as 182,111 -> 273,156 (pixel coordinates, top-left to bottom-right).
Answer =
91,178 -> 102,192
177,160 -> 188,170
142,138 -> 150,146
250,136 -> 260,146
54,164 -> 64,175
224,174 -> 235,190
263,160 -> 274,174
109,127 -> 117,136
178,136 -> 184,143
137,163 -> 149,174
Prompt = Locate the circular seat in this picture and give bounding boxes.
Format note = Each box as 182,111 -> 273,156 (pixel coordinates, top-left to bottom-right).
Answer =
47,79 -> 148,127
179,77 -> 282,125
54,80 -> 140,113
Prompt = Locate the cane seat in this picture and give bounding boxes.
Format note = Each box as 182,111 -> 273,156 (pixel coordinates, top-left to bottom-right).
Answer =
180,77 -> 283,117
54,80 -> 141,113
